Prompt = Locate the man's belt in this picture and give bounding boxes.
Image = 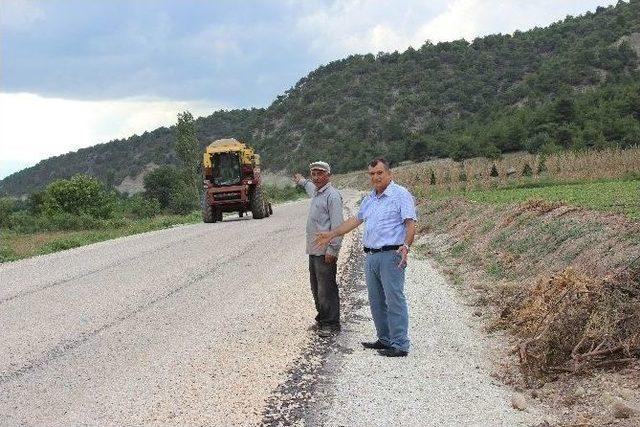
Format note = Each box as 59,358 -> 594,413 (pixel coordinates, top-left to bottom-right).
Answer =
363,245 -> 401,253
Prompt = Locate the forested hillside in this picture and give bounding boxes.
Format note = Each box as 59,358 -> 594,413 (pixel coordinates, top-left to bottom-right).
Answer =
252,0 -> 640,172
2,0 -> 639,196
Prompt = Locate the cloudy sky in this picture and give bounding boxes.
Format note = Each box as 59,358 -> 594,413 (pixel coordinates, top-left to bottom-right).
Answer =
0,0 -> 619,179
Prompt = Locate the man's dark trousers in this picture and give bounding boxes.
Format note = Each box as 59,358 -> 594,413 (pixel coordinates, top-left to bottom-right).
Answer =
308,255 -> 340,328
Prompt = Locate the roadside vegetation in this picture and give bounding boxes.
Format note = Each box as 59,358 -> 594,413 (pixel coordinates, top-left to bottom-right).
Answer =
0,171 -> 304,263
0,173 -> 196,263
0,173 -> 303,263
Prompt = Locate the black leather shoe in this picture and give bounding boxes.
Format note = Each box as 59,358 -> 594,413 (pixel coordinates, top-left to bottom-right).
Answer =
377,347 -> 408,357
361,340 -> 392,350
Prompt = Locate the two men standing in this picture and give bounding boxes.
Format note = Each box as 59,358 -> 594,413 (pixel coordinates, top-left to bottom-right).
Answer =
296,157 -> 417,357
314,157 -> 416,357
293,161 -> 344,338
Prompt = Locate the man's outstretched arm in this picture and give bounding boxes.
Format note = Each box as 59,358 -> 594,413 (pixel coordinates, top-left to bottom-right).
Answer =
314,216 -> 363,248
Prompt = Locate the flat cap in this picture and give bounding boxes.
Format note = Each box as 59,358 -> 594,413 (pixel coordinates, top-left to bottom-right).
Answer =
309,161 -> 331,173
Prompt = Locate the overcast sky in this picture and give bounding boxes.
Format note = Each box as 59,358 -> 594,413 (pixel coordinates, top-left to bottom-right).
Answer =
0,0 -> 620,179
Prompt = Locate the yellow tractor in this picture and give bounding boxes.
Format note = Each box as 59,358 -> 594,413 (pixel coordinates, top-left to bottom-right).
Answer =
201,138 -> 272,223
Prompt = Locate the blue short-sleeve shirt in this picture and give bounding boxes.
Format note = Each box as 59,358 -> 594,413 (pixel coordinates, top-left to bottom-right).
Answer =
356,181 -> 417,249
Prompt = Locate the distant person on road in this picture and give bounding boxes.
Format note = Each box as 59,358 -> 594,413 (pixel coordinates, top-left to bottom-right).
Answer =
293,161 -> 344,338
314,157 -> 416,357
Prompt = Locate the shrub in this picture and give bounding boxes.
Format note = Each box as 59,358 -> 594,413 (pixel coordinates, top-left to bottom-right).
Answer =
168,182 -> 198,215
144,166 -> 184,209
6,211 -> 38,233
38,213 -> 103,231
0,237 -> 16,263
43,174 -> 116,219
0,198 -> 17,227
123,194 -> 161,219
263,184 -> 305,202
524,132 -> 551,153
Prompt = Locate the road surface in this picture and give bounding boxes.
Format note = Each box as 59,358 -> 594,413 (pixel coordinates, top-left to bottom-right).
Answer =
0,191 -> 544,426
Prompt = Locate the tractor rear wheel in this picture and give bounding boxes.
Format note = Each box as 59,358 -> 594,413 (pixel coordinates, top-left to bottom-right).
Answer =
216,209 -> 223,222
250,186 -> 267,219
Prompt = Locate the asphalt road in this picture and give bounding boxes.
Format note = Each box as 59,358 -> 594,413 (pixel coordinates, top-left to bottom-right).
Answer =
0,192 -> 544,426
0,199 -> 317,425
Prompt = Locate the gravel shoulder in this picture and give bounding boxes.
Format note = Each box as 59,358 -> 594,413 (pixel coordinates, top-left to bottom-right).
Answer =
308,190 -> 545,426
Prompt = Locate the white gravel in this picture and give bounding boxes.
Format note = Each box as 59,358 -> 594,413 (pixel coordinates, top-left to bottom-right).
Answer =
310,191 -> 544,427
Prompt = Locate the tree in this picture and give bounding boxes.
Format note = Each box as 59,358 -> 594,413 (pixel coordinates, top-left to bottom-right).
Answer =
0,198 -> 16,227
175,111 -> 201,201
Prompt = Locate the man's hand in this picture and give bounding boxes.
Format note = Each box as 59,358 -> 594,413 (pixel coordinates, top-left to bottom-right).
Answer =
292,173 -> 304,184
324,253 -> 337,264
396,245 -> 409,268
314,231 -> 334,249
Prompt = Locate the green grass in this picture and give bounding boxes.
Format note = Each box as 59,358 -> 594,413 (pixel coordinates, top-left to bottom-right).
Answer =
1,187 -> 305,263
1,212 -> 201,263
450,241 -> 469,257
430,179 -> 640,219
263,184 -> 306,203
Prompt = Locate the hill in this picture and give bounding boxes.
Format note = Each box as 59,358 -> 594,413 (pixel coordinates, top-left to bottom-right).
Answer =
1,0 -> 639,196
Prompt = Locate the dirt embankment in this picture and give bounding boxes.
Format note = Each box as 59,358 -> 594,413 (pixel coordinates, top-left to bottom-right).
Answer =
415,197 -> 640,426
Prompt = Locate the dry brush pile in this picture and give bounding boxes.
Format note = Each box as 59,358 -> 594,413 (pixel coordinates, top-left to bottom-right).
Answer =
509,264 -> 640,379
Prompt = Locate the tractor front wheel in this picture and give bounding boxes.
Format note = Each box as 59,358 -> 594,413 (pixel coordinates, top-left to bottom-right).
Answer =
202,194 -> 215,223
250,186 -> 267,219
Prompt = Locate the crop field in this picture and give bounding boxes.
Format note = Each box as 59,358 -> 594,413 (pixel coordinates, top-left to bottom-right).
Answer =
333,147 -> 640,220
428,179 -> 640,219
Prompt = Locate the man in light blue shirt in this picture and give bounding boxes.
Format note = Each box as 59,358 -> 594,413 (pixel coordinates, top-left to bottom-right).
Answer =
314,157 -> 416,357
